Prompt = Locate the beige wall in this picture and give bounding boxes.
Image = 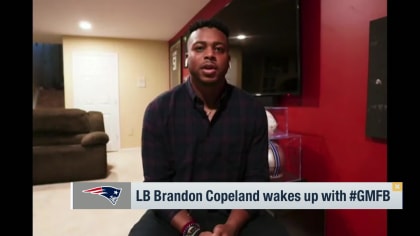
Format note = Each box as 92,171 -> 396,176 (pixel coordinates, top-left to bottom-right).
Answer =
226,47 -> 242,88
62,36 -> 169,148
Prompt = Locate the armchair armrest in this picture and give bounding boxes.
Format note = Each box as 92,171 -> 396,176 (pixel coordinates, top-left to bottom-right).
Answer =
81,131 -> 109,147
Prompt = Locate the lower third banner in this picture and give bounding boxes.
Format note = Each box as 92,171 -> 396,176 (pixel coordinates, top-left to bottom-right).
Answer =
71,182 -> 403,210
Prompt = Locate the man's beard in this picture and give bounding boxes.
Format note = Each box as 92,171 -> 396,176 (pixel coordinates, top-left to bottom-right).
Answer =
190,71 -> 222,87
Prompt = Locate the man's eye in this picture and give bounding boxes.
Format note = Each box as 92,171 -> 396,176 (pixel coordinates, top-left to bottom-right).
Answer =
194,46 -> 204,51
215,47 -> 225,53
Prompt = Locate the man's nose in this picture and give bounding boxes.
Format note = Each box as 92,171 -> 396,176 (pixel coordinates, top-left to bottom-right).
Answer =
204,47 -> 215,59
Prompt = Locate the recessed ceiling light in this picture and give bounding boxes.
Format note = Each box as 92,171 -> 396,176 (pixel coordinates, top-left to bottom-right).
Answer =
79,21 -> 92,30
236,34 -> 247,40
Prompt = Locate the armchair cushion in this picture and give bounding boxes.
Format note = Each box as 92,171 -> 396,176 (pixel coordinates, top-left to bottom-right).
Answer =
33,108 -> 90,133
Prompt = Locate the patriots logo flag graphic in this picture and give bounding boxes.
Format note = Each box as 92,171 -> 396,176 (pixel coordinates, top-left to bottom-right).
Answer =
82,186 -> 122,205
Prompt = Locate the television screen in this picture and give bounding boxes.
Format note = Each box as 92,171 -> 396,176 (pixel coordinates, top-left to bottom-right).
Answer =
212,0 -> 301,96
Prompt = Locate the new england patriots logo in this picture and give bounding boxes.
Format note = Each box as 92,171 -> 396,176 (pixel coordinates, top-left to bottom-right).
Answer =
82,186 -> 122,205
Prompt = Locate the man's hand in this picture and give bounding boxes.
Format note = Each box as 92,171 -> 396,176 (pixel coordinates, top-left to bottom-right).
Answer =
208,209 -> 248,236
210,223 -> 238,236
199,231 -> 213,236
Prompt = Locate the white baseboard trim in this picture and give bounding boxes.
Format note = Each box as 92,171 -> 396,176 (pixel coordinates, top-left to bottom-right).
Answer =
112,147 -> 141,152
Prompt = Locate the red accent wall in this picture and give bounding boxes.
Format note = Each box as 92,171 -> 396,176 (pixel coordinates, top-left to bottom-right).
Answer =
171,0 -> 388,235
284,1 -> 387,235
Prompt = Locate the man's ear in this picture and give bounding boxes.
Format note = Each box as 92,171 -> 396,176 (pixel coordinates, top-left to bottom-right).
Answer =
184,52 -> 188,67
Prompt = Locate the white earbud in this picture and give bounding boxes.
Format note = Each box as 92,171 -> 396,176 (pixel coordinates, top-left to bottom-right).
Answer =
184,53 -> 188,67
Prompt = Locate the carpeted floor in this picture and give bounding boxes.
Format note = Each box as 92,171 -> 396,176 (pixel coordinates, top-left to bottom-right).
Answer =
33,148 -> 324,236
33,148 -> 146,236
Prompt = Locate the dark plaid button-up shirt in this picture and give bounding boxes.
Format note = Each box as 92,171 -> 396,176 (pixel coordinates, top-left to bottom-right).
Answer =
141,78 -> 269,222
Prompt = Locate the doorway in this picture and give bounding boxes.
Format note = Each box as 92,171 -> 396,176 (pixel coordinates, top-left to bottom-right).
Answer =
72,51 -> 121,152
33,43 -> 64,109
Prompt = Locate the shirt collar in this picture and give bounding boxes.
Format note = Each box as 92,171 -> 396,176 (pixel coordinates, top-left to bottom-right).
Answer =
185,76 -> 232,110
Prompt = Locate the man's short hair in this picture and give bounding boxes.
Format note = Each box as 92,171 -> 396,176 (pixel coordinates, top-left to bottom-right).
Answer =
186,19 -> 230,43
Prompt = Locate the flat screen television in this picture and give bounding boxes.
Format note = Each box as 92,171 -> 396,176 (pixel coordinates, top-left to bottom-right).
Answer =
212,0 -> 302,97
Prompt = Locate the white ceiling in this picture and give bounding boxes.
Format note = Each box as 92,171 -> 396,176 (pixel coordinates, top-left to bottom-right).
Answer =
33,0 -> 211,44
